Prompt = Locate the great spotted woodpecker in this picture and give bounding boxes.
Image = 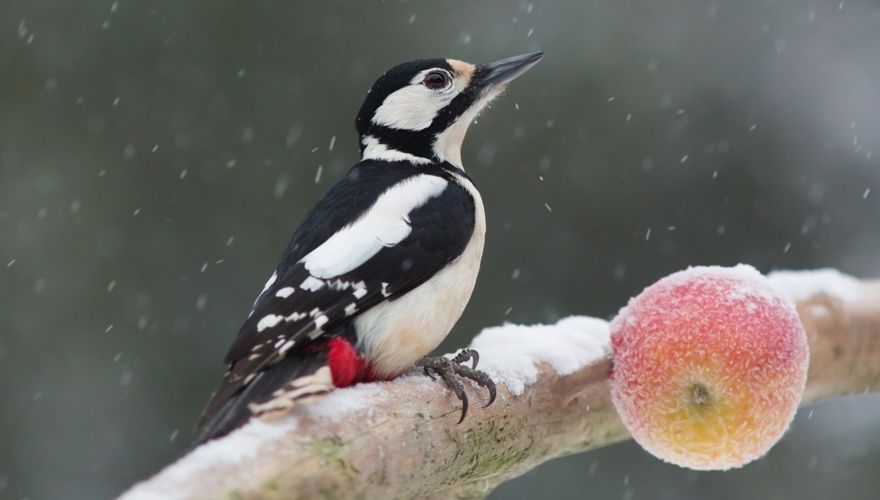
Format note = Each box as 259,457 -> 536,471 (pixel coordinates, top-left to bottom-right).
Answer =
196,52 -> 543,443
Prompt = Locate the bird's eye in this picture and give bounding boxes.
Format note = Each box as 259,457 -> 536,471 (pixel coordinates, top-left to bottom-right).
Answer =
423,71 -> 450,90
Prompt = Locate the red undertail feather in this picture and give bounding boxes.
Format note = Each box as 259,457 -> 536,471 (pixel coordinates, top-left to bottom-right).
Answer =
326,337 -> 365,387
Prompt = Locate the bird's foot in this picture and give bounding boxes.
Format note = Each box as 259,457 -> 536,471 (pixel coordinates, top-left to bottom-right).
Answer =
415,348 -> 497,423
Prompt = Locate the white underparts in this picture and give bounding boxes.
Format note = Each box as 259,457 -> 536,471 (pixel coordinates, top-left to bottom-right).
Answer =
301,174 -> 449,278
355,173 -> 486,378
361,136 -> 432,164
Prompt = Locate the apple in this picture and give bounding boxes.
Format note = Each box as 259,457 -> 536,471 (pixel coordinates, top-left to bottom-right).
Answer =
609,265 -> 809,470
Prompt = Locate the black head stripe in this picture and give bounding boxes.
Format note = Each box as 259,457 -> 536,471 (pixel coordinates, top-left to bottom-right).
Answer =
356,63 -> 488,161
355,58 -> 454,142
424,66 -> 488,132
364,86 -> 483,160
366,124 -> 434,159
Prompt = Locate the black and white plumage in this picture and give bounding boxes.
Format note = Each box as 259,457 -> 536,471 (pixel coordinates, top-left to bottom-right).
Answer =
196,52 -> 542,444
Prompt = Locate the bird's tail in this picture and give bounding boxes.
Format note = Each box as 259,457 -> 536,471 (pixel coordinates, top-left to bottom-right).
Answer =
193,351 -> 333,446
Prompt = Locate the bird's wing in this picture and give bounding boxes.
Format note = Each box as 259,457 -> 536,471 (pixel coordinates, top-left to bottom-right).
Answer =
197,167 -> 476,432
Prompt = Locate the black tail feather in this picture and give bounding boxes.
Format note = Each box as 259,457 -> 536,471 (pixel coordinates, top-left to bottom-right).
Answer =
193,351 -> 330,446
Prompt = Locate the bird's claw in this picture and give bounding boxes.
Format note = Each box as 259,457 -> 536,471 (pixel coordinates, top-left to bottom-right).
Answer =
416,349 -> 497,423
451,348 -> 480,369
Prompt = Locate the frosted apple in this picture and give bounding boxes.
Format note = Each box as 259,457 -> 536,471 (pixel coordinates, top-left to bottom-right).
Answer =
609,265 -> 809,470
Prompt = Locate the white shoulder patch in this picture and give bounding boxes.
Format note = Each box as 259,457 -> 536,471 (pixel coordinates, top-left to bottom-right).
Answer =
301,174 -> 449,278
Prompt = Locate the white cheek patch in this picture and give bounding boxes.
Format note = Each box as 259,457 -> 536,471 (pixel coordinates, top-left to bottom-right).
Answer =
372,86 -> 447,131
301,174 -> 449,278
371,70 -> 461,131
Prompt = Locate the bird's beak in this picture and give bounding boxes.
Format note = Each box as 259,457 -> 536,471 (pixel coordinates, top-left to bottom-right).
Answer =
476,51 -> 544,89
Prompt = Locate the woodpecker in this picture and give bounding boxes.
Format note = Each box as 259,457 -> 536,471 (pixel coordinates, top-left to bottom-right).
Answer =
196,52 -> 543,444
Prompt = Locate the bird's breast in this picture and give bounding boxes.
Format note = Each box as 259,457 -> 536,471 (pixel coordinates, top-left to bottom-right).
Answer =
355,175 -> 486,379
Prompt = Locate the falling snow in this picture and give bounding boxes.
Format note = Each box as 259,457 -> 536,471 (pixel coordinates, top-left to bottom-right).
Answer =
8,4 -> 880,496
274,175 -> 290,198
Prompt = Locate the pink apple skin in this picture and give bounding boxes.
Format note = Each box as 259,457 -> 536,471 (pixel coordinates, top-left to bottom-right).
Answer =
610,265 -> 809,470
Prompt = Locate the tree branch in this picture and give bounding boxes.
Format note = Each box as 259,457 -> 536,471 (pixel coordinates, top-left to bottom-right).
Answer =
121,271 -> 880,500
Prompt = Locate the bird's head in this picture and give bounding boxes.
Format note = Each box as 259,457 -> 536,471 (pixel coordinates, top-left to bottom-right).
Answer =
355,51 -> 543,169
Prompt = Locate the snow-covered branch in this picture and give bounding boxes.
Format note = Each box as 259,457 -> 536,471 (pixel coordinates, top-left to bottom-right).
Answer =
121,270 -> 880,500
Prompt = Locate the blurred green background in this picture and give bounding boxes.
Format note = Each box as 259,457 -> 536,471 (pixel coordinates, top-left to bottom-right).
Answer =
1,1 -> 879,498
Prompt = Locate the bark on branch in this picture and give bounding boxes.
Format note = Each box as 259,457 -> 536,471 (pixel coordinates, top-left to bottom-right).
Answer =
121,272 -> 880,500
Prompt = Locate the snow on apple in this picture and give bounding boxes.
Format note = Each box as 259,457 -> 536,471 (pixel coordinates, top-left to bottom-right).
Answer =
609,265 -> 809,470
